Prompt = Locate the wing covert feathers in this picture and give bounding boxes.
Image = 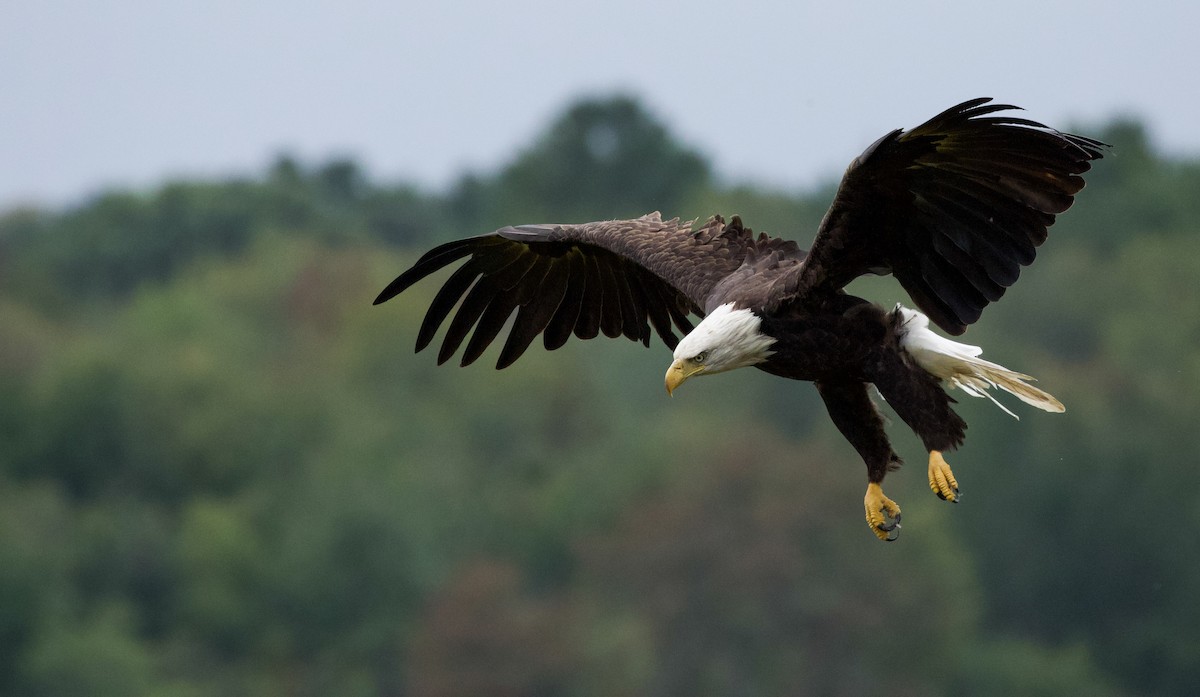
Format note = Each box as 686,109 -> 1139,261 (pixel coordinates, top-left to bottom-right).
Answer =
793,98 -> 1108,334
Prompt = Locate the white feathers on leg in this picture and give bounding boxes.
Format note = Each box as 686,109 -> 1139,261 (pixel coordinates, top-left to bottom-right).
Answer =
894,306 -> 1065,419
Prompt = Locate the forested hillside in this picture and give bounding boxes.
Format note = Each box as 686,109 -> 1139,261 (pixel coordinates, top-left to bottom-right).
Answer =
1,96 -> 1197,696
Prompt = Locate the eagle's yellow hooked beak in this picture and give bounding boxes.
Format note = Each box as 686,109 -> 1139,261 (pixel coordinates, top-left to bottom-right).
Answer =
665,359 -> 704,396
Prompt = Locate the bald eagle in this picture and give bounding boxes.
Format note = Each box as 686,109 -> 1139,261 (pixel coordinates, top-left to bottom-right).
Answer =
374,98 -> 1106,540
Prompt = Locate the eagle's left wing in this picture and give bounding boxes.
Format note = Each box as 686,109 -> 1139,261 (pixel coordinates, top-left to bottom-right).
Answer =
781,98 -> 1107,334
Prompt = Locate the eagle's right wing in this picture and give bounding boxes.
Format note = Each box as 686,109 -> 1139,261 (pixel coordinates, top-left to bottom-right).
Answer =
373,213 -> 758,369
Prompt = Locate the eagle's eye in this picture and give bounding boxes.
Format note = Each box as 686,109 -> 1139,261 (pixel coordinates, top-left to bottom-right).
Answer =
692,351 -> 708,364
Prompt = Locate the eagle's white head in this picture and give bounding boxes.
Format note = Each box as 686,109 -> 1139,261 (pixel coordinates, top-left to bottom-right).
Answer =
665,303 -> 776,395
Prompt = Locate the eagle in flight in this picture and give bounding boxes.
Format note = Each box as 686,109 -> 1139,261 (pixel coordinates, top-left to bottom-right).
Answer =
374,98 -> 1106,540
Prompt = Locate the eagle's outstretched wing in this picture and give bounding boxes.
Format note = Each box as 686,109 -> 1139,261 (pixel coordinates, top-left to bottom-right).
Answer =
373,213 -> 777,369
784,98 -> 1108,334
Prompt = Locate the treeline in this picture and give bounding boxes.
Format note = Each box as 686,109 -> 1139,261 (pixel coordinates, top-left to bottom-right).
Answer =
0,95 -> 1197,696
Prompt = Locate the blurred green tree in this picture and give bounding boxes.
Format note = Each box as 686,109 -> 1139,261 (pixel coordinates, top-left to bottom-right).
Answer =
490,95 -> 712,224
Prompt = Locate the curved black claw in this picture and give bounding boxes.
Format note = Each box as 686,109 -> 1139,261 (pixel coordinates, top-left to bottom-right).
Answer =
873,508 -> 902,539
877,510 -> 902,541
877,509 -> 902,531
935,487 -> 961,503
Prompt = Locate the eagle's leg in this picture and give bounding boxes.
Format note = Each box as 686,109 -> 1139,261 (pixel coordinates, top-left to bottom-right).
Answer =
928,450 -> 959,502
816,380 -> 903,541
870,350 -> 968,504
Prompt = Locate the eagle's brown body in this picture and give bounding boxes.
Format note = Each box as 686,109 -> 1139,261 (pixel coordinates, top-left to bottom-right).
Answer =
375,99 -> 1106,539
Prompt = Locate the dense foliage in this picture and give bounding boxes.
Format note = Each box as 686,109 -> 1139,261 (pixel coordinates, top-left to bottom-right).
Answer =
1,96 -> 1196,695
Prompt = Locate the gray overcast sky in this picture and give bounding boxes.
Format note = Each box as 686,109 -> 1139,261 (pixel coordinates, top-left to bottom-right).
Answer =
2,0 -> 1196,210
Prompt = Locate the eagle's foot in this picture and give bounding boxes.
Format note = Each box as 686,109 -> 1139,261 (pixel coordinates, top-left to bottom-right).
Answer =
928,450 -> 960,503
864,482 -> 901,541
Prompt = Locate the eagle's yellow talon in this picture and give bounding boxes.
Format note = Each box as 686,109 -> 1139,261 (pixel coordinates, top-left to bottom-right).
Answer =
864,483 -> 902,541
928,450 -> 960,502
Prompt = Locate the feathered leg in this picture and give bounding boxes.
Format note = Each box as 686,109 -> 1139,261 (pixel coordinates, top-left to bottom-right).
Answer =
869,349 -> 967,503
816,380 -> 904,541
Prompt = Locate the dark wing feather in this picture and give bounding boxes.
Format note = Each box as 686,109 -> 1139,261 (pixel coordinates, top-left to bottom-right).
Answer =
499,257 -> 570,367
541,250 -> 586,350
373,212 -> 763,369
785,98 -> 1107,334
574,252 -> 604,340
595,254 -> 625,339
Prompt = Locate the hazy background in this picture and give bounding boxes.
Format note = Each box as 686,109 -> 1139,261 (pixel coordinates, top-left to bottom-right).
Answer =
3,0 -> 1197,207
3,3 -> 1199,696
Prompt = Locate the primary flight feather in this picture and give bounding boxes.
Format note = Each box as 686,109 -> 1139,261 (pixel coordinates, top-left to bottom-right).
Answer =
375,98 -> 1107,540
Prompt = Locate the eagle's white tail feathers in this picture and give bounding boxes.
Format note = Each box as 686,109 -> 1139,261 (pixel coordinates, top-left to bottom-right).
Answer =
894,306 -> 1064,419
